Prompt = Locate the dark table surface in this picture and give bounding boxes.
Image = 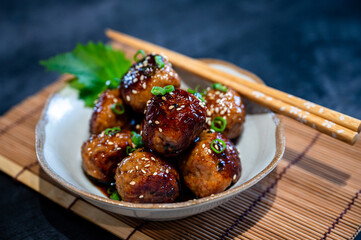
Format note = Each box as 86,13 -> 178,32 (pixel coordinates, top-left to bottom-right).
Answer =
1,0 -> 360,239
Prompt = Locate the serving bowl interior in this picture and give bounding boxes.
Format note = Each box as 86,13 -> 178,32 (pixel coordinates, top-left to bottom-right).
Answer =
36,59 -> 285,221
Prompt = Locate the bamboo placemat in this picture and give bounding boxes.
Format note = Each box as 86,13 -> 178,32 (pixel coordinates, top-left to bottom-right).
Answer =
1,61 -> 361,239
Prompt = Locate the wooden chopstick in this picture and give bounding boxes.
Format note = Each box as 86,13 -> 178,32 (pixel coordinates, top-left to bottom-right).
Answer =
106,29 -> 360,145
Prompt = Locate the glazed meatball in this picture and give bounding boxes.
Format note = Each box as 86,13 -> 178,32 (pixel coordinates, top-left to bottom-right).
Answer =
115,149 -> 180,203
204,87 -> 246,139
179,131 -> 241,197
142,89 -> 207,156
119,54 -> 181,113
90,89 -> 130,134
81,130 -> 132,183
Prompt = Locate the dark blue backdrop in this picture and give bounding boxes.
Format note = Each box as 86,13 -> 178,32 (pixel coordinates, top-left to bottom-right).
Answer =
1,0 -> 360,239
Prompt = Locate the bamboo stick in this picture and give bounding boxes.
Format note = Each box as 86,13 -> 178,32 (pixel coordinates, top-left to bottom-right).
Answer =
106,29 -> 360,145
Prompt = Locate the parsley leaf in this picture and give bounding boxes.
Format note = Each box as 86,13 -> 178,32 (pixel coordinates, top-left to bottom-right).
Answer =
40,42 -> 132,107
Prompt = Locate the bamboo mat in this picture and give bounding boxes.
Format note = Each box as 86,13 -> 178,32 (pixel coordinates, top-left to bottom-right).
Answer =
1,66 -> 361,240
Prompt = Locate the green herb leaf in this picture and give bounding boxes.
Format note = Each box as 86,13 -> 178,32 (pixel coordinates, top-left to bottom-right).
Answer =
40,42 -> 132,107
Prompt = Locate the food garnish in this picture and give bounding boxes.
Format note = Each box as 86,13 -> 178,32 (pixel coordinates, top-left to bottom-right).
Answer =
111,103 -> 125,115
187,88 -> 205,102
104,127 -> 121,136
154,55 -> 165,69
211,117 -> 227,133
131,131 -> 143,148
212,83 -> 228,92
210,138 -> 226,153
151,85 -> 175,96
40,42 -> 132,107
133,50 -> 146,62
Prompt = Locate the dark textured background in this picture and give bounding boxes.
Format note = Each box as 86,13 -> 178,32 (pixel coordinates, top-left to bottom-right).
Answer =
1,0 -> 360,239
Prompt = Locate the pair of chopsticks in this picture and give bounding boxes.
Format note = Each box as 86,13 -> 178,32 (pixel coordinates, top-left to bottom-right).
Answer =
106,29 -> 360,145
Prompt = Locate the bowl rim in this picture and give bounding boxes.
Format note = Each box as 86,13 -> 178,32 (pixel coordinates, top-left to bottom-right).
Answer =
36,59 -> 285,210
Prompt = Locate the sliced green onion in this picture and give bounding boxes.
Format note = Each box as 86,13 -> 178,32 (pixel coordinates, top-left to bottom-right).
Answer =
143,65 -> 157,77
126,146 -> 136,155
151,86 -> 166,95
151,85 -> 175,96
131,131 -> 144,148
133,50 -> 146,62
163,85 -> 175,93
212,83 -> 228,92
111,103 -> 125,115
211,117 -> 227,133
154,55 -> 165,69
110,191 -> 121,200
187,88 -> 205,102
104,127 -> 121,136
210,139 -> 226,154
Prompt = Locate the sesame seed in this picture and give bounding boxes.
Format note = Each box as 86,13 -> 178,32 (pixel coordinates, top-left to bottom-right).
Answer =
162,96 -> 166,100
130,181 -> 135,185
140,75 -> 144,81
116,147 -> 121,150
159,128 -> 163,132
129,169 -> 133,173
140,130 -> 143,135
126,95 -> 130,101
169,106 -> 174,110
153,172 -> 157,175
145,164 -> 150,167
202,144 -> 206,148
87,148 -> 91,151
136,124 -> 140,129
141,169 -> 146,174
133,78 -> 138,83
136,166 -> 139,170
166,169 -> 169,173
132,90 -> 138,94
139,195 -> 144,199
181,105 -> 185,108
176,108 -> 182,111
148,120 -> 152,124
151,157 -> 155,161
155,120 -> 160,124
208,149 -> 212,154
108,141 -> 114,145
233,174 -> 237,180
142,83 -> 146,89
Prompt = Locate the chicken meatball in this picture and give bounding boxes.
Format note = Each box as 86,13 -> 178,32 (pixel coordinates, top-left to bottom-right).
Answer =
82,129 -> 132,183
90,88 -> 130,134
115,149 -> 180,203
119,53 -> 181,113
142,89 -> 207,156
204,87 -> 246,139
180,131 -> 241,197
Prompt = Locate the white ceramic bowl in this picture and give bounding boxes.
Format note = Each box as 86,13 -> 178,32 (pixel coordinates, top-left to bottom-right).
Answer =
36,59 -> 284,221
